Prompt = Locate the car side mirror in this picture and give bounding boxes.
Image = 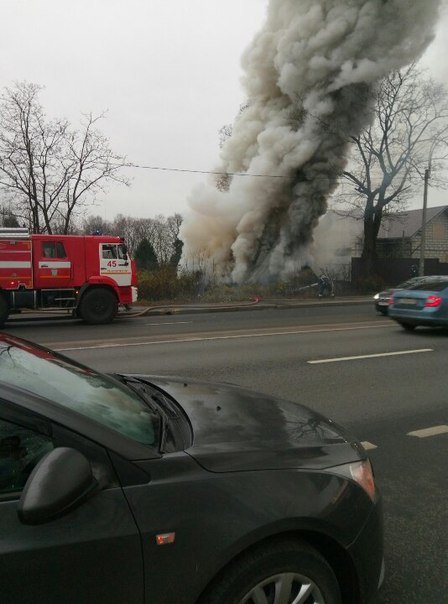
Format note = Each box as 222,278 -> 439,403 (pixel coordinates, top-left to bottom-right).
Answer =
17,447 -> 99,525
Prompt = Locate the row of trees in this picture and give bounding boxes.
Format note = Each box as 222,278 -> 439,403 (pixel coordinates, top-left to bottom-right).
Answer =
81,213 -> 183,270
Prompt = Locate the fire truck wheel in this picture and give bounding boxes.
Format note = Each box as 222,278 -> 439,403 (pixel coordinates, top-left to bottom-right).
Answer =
0,295 -> 9,327
78,287 -> 118,324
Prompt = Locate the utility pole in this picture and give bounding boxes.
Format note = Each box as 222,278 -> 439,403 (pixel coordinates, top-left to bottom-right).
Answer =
418,167 -> 431,276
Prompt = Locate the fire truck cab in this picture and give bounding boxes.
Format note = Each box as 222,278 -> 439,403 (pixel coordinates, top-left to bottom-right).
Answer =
0,228 -> 138,325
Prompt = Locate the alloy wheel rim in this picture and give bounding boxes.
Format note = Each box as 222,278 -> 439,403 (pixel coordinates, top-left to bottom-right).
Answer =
239,572 -> 325,604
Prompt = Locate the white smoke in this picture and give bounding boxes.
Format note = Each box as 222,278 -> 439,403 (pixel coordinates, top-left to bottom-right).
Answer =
180,0 -> 442,283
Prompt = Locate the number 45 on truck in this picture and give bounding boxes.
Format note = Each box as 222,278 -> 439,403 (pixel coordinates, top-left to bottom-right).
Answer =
0,228 -> 138,326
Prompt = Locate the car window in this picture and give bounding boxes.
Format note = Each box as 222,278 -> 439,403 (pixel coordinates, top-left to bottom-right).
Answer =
0,418 -> 54,495
408,280 -> 448,291
0,343 -> 158,447
102,244 -> 118,259
42,241 -> 66,258
117,244 -> 128,259
397,277 -> 425,288
55,242 -> 67,258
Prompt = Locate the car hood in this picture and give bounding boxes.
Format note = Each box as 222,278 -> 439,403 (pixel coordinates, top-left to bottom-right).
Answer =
134,375 -> 365,472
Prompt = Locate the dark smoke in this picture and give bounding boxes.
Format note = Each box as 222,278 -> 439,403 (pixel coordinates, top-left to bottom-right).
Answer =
180,0 -> 442,283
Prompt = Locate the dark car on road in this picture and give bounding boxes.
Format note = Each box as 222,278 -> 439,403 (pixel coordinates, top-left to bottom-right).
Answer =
389,275 -> 448,330
0,334 -> 384,604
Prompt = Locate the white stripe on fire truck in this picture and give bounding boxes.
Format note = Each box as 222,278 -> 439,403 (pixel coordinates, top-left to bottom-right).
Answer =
38,261 -> 71,269
0,261 -> 32,268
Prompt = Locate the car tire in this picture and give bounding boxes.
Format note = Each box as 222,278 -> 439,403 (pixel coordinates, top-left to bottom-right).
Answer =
199,539 -> 341,604
400,322 -> 416,331
0,294 -> 9,327
78,287 -> 118,325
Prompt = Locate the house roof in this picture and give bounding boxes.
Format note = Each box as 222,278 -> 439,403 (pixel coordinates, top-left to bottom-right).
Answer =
378,205 -> 448,239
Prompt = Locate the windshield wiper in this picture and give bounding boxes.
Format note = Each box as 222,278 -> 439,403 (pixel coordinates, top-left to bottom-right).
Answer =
114,374 -> 159,410
115,374 -> 172,453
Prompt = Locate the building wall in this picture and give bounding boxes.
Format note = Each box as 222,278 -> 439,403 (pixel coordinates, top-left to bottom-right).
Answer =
411,212 -> 448,262
367,212 -> 448,262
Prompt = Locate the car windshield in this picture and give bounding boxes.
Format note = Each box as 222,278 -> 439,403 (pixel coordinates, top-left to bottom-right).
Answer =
0,338 -> 157,446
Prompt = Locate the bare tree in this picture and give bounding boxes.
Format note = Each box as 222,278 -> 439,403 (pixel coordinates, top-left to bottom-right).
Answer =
148,215 -> 176,265
80,214 -> 114,236
166,213 -> 183,266
339,65 -> 448,274
166,213 -> 182,240
0,203 -> 21,227
0,81 -> 129,234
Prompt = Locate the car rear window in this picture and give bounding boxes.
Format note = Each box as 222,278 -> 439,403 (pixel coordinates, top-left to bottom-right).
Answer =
408,280 -> 448,291
398,277 -> 425,288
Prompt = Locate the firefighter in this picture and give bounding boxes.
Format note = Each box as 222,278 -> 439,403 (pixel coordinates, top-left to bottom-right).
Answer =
317,273 -> 333,297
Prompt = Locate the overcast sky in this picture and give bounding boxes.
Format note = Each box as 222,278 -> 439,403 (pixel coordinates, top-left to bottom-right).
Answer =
1,0 -> 448,221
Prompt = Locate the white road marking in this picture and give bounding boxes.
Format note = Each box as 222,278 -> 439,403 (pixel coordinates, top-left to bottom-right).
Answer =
361,441 -> 378,451
407,425 -> 448,438
307,349 -> 433,364
145,321 -> 192,326
53,322 -> 392,352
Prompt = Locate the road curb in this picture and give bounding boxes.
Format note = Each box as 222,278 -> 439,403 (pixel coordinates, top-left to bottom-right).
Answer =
123,297 -> 373,317
5,296 -> 373,323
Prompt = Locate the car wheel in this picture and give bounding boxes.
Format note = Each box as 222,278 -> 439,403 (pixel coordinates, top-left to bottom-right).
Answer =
78,287 -> 118,324
400,322 -> 416,331
200,539 -> 341,604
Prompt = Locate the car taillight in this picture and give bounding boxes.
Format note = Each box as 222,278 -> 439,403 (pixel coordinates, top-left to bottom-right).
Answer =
424,295 -> 442,307
349,460 -> 376,501
326,459 -> 376,501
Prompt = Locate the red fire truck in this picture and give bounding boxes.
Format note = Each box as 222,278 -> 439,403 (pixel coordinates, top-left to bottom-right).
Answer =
0,228 -> 138,326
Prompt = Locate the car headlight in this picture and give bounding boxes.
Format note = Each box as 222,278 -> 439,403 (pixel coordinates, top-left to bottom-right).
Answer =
373,293 -> 379,300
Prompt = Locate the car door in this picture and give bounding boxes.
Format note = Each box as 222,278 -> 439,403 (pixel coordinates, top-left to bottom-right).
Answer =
0,405 -> 144,604
99,242 -> 132,286
34,240 -> 72,288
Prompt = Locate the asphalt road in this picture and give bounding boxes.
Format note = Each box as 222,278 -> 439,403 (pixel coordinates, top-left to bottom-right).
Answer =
3,302 -> 448,603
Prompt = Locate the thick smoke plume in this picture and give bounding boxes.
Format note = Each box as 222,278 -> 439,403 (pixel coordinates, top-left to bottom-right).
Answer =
180,0 -> 442,283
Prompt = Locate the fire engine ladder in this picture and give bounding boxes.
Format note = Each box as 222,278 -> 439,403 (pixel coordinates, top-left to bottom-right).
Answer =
0,228 -> 29,239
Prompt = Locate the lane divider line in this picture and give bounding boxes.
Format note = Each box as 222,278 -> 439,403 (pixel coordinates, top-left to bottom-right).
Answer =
52,323 -> 393,352
307,349 -> 433,364
407,425 -> 448,438
144,321 -> 193,326
361,441 -> 378,450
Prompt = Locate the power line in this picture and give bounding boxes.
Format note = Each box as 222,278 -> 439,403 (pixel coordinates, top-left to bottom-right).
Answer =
128,163 -> 285,179
127,162 -> 407,187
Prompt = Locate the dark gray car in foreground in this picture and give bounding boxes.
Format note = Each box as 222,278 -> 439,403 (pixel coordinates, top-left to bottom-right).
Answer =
0,334 -> 383,604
